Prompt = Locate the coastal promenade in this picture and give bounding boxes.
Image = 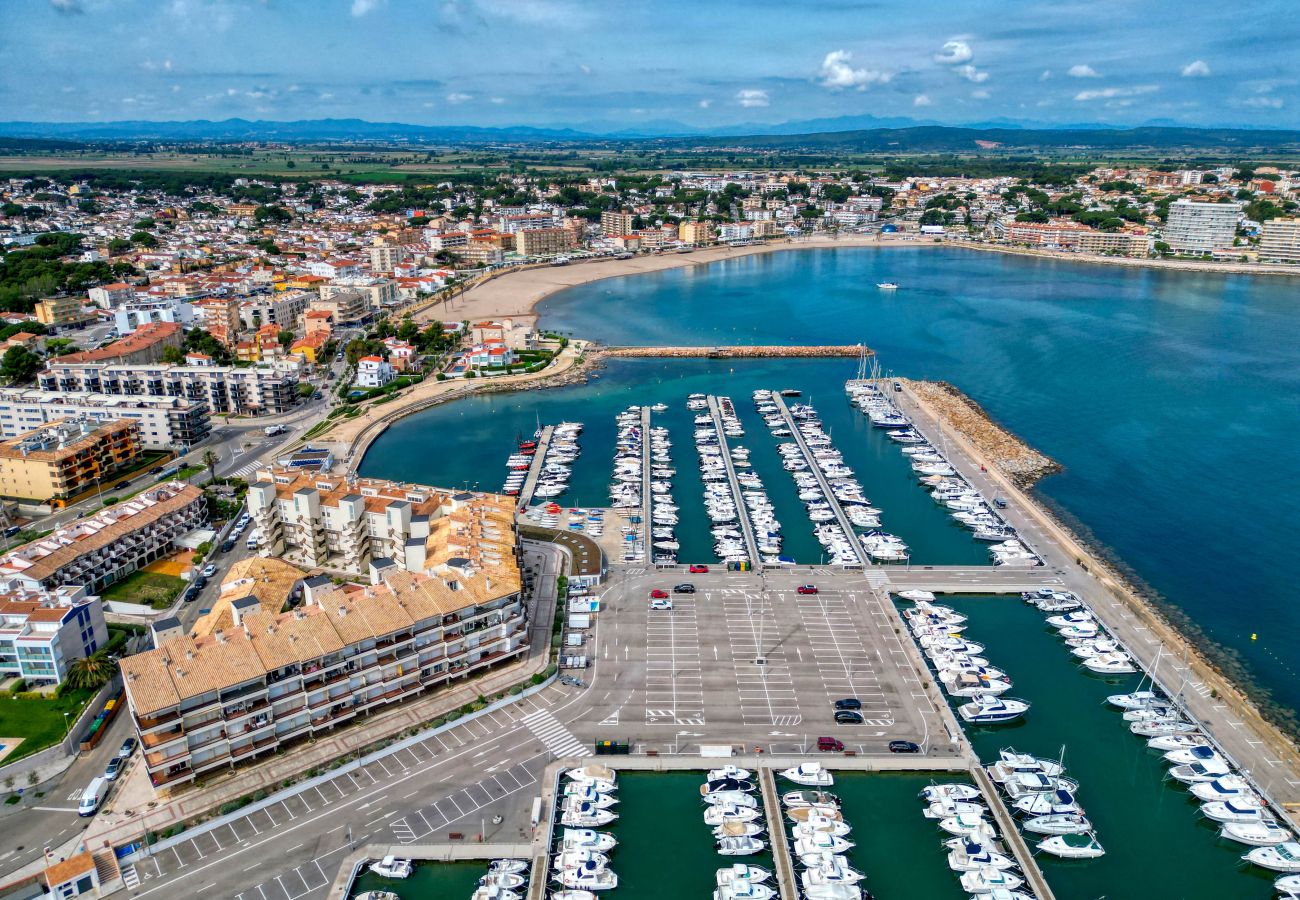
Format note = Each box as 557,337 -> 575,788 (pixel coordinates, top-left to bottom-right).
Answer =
892,381 -> 1300,816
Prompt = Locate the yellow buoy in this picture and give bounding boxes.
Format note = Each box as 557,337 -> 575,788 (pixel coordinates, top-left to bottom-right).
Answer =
1251,633 -> 1257,641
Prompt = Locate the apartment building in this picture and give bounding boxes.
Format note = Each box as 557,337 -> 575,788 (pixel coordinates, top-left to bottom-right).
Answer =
122,478 -> 526,788
515,226 -> 576,257
0,418 -> 142,503
113,299 -> 195,336
1259,217 -> 1300,264
192,298 -> 243,347
50,321 -> 184,366
320,277 -> 399,313
460,240 -> 504,266
600,210 -> 635,238
87,283 -> 135,308
307,290 -> 370,326
39,358 -> 300,417
368,243 -> 405,273
239,291 -> 311,330
33,294 -> 91,329
0,584 -> 108,685
1162,199 -> 1242,255
425,231 -> 468,252
0,389 -> 210,450
0,482 -> 206,592
1076,229 -> 1150,257
246,467 -> 518,577
355,356 -> 395,388
679,220 -> 716,245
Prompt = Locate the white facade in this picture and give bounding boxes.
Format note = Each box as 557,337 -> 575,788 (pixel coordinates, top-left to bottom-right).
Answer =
0,584 -> 108,685
1162,200 -> 1242,254
355,357 -> 395,388
0,388 -> 210,450
1259,217 -> 1300,264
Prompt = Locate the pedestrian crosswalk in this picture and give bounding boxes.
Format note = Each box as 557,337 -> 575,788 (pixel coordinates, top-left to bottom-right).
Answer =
521,709 -> 590,758
227,460 -> 262,480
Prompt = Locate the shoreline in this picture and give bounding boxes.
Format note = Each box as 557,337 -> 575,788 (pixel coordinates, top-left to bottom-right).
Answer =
418,234 -> 1299,329
894,379 -> 1300,798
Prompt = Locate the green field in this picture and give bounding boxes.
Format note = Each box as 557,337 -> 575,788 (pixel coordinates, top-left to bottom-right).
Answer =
100,570 -> 187,610
0,687 -> 96,768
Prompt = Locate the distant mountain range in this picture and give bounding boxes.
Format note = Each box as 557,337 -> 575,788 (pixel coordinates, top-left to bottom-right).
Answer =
0,117 -> 1297,152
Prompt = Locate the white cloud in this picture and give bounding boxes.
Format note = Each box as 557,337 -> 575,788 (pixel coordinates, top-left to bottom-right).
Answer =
1244,96 -> 1284,109
1074,84 -> 1158,101
913,94 -> 932,107
351,0 -> 383,15
1039,70 -> 1052,82
956,64 -> 988,83
1068,64 -> 1100,78
1181,59 -> 1211,77
736,89 -> 769,108
489,96 -> 506,104
446,92 -> 474,104
578,64 -> 592,75
818,50 -> 890,90
698,99 -> 713,109
971,89 -> 991,100
934,40 -> 972,65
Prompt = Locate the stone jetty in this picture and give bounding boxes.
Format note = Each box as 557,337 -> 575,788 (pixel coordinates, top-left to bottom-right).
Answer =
603,344 -> 869,359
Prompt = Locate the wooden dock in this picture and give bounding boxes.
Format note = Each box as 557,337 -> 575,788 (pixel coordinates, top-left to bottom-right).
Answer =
706,395 -> 760,564
518,425 -> 554,508
758,767 -> 799,900
972,766 -> 1057,900
604,345 -> 870,359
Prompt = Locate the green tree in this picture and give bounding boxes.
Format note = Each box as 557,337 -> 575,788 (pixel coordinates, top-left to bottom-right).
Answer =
0,346 -> 42,384
43,337 -> 79,357
277,329 -> 295,349
202,448 -> 219,483
65,652 -> 114,691
130,231 -> 157,248
161,345 -> 186,364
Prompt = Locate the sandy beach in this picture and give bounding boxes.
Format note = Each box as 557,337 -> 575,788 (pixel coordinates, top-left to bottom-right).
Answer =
418,234 -> 1299,330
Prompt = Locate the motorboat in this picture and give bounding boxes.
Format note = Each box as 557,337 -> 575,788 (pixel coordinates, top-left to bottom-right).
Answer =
958,695 -> 1029,724
1164,745 -> 1226,767
470,888 -> 519,900
1243,842 -> 1300,872
1081,652 -> 1137,675
1168,759 -> 1233,784
959,867 -> 1024,894
942,671 -> 1012,697
1012,788 -> 1083,817
793,817 -> 853,839
1037,832 -> 1105,859
939,813 -> 998,840
553,850 -> 611,871
716,836 -> 767,856
1201,799 -> 1274,824
1107,690 -> 1164,709
354,893 -> 400,900
560,801 -> 617,827
1147,734 -> 1208,753
924,798 -> 986,820
368,856 -> 412,879
487,860 -> 529,876
1130,718 -> 1198,738
706,779 -> 757,796
566,765 -> 616,785
561,829 -> 617,852
1002,771 -> 1080,798
787,805 -> 843,824
780,763 -> 834,786
1190,775 -> 1258,803
1277,874 -> 1300,894
708,766 -> 753,782
1021,812 -> 1093,835
479,873 -> 526,890
702,792 -> 758,808
714,882 -> 775,900
1220,820 -> 1294,846
714,821 -> 765,840
783,790 -> 839,808
564,781 -> 618,802
704,804 -> 762,826
553,863 -> 618,892
800,855 -> 866,885
800,883 -> 862,900
793,833 -> 854,863
716,864 -> 771,885
920,783 -> 982,803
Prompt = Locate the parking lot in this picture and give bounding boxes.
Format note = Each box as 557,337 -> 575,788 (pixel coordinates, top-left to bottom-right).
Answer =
572,569 -> 944,753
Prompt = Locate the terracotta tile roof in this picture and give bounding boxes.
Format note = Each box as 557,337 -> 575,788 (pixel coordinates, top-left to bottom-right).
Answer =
43,851 -> 97,888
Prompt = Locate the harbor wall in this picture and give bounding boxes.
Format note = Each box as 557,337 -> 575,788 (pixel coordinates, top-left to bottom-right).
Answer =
604,345 -> 869,359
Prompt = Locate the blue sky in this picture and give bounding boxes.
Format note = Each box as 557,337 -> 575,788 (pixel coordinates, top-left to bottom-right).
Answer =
1,0 -> 1295,129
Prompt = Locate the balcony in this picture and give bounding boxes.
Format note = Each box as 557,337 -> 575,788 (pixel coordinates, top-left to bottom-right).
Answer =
224,698 -> 271,723
145,746 -> 191,771
229,735 -> 278,761
140,725 -> 185,750
192,750 -> 233,775
150,765 -> 195,788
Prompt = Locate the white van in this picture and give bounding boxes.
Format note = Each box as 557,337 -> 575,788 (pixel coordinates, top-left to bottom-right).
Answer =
79,776 -> 109,817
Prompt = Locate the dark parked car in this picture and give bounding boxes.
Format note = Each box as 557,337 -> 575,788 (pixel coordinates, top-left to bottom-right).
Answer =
221,540 -> 236,553
833,698 -> 862,711
149,466 -> 166,476
672,583 -> 696,594
115,481 -> 129,491
816,737 -> 844,752
834,710 -> 864,725
889,740 -> 921,753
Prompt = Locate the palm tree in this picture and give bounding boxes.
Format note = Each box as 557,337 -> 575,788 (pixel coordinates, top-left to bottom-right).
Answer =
202,449 -> 219,484
65,653 -> 114,691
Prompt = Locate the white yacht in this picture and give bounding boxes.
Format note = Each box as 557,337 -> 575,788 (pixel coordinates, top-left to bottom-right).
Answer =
1221,821 -> 1294,846
1201,799 -> 1273,824
716,864 -> 771,885
947,839 -> 1017,872
939,814 -> 997,841
780,763 -> 834,786
368,857 -> 412,879
559,800 -> 617,827
708,766 -> 752,782
566,765 -> 616,785
561,829 -> 617,852
1021,812 -> 1093,835
553,866 -> 618,892
703,804 -> 762,826
1147,733 -> 1209,753
553,849 -> 611,871
469,888 -> 519,900
919,783 -> 981,803
702,792 -> 758,809
716,835 -> 767,856
714,821 -> 765,839
1190,775 -> 1257,803
793,817 -> 853,839
1244,842 -> 1300,872
478,873 -> 526,890
793,834 -> 854,864
1037,833 -> 1105,858
959,867 -> 1024,894
1164,745 -> 1225,767
1168,759 -> 1233,784
923,798 -> 986,820
714,882 -> 775,900
958,695 -> 1029,724
487,860 -> 528,876
782,789 -> 839,809
1012,789 -> 1082,818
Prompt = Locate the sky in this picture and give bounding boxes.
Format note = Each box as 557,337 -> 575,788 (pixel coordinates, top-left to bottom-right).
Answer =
1,0 -> 1296,131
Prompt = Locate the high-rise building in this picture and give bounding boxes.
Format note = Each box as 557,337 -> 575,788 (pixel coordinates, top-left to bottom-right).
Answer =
368,242 -> 406,273
516,226 -> 577,257
0,418 -> 142,502
1259,217 -> 1300,264
600,210 -> 635,238
1162,199 -> 1242,255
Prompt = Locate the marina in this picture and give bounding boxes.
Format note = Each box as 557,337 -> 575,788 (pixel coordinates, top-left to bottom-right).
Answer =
704,395 -> 760,565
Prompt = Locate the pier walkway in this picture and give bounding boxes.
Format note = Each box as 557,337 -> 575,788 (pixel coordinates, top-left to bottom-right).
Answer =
706,396 -> 759,564
771,393 -> 871,568
758,767 -> 798,900
883,565 -> 1064,593
972,767 -> 1057,900
603,344 -> 869,359
639,406 -> 652,550
518,425 -> 554,508
889,381 -> 1300,814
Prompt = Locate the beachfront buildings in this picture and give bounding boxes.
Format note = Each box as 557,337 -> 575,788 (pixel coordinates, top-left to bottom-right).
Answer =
39,357 -> 301,417
0,390 -> 210,451
0,584 -> 108,685
121,471 -> 526,788
0,418 -> 142,503
516,226 -> 577,257
1162,199 -> 1243,255
355,356 -> 396,388
1259,217 -> 1300,264
600,210 -> 635,237
0,482 -> 206,592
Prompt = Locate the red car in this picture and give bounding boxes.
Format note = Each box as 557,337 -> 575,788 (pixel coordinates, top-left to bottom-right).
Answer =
650,589 -> 669,599
689,564 -> 710,574
797,584 -> 819,595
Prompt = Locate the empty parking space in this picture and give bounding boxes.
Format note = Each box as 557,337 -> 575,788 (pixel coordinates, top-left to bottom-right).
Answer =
721,591 -> 802,726
795,588 -> 892,725
643,594 -> 705,724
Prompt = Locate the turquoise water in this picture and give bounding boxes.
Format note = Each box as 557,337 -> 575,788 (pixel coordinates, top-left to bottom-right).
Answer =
917,594 -> 1274,900
535,246 -> 1300,714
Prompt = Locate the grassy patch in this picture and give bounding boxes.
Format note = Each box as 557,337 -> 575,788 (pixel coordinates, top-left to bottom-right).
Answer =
0,687 -> 96,764
175,465 -> 204,480
100,570 -> 187,610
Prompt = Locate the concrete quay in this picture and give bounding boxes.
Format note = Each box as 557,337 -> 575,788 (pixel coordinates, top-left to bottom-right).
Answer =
706,395 -> 759,563
604,344 -> 869,359
517,424 -> 554,507
890,380 -> 1300,816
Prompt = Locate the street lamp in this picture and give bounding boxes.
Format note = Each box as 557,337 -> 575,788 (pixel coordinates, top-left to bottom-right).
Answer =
62,711 -> 71,737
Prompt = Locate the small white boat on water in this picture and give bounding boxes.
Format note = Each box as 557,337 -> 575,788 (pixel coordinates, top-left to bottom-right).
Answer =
470,888 -> 519,900
1107,690 -> 1164,709
1037,832 -> 1105,859
553,865 -> 618,892
787,805 -> 843,824
1202,799 -> 1272,824
1276,874 -> 1300,893
553,850 -> 611,871
1147,733 -> 1209,753
959,867 -> 1024,894
989,749 -> 1063,781
924,799 -> 986,820
794,817 -> 853,839
1022,813 -> 1093,835
959,695 -> 1029,725
561,830 -> 617,852
714,882 -> 776,900
566,765 -> 617,785
716,864 -> 771,885
368,857 -> 412,879
479,873 -> 526,890
793,833 -> 854,861
1168,759 -> 1233,784
939,814 -> 998,840
780,763 -> 834,787
1165,745 -> 1226,767
800,884 -> 861,900
783,790 -> 839,809
1012,789 -> 1083,818
1190,776 -> 1258,803
560,801 -> 617,827
704,804 -> 762,826
355,893 -> 400,900
716,836 -> 767,856
947,839 -> 1018,872
703,792 -> 758,809
552,891 -> 598,900
920,783 -> 982,804
1221,820 -> 1294,846
708,766 -> 753,782
1244,842 -> 1300,872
